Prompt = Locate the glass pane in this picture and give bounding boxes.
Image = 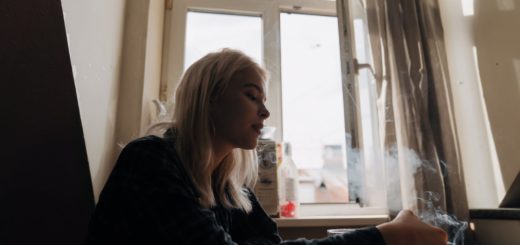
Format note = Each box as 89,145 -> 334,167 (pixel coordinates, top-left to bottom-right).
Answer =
184,11 -> 262,69
280,13 -> 348,204
351,0 -> 386,207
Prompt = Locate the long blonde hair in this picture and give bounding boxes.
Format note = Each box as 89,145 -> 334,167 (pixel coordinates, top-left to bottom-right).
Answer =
172,49 -> 267,212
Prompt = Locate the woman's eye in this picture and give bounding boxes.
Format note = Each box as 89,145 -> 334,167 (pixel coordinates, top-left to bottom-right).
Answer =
247,93 -> 257,101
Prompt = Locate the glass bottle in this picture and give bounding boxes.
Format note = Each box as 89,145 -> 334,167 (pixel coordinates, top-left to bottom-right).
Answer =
279,142 -> 299,218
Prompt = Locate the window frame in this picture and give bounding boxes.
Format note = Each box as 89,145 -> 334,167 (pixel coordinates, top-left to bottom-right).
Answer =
160,0 -> 386,216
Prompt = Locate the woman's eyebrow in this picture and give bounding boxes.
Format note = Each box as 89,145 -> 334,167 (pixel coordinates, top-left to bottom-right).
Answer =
243,83 -> 264,93
243,83 -> 267,101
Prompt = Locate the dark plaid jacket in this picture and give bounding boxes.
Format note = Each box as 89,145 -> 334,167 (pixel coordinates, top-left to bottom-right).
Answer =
85,134 -> 385,245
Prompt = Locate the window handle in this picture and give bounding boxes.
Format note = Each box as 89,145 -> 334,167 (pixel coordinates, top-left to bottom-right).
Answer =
353,58 -> 375,76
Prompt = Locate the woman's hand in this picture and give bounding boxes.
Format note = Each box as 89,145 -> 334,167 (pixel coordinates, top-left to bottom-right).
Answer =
376,210 -> 448,245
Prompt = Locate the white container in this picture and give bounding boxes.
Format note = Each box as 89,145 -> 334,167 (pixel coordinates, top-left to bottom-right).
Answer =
255,138 -> 279,217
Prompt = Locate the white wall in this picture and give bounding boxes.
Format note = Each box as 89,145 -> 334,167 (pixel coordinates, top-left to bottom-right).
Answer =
439,0 -> 520,208
114,0 -> 164,149
472,0 -> 520,193
61,0 -> 126,201
142,0 -> 165,132
62,0 -> 164,202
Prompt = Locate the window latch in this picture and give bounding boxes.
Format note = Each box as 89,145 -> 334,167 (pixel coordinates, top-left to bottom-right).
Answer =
352,58 -> 375,76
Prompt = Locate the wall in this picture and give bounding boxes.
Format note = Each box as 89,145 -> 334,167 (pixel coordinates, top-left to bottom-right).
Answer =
1,1 -> 95,244
439,0 -> 520,208
142,0 -> 165,132
473,0 -> 520,193
61,0 -> 126,201
114,0 -> 164,151
62,0 -> 164,201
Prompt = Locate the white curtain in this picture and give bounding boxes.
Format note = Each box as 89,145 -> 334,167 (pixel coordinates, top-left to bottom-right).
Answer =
337,0 -> 473,244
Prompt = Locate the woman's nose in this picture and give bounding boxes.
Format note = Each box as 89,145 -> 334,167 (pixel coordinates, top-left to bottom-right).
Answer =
259,104 -> 270,119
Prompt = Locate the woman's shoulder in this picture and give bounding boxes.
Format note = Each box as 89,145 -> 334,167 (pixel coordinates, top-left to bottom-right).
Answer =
121,134 -> 178,159
114,135 -> 182,176
103,134 -> 198,195
124,135 -> 171,152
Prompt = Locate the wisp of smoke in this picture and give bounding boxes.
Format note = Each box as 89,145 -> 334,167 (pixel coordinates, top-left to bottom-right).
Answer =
344,135 -> 470,244
418,191 -> 469,245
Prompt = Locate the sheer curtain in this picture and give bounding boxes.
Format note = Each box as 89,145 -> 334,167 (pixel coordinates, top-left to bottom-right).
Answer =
337,0 -> 472,243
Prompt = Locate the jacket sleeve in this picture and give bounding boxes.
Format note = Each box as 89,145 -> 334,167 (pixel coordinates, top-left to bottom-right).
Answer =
231,190 -> 386,245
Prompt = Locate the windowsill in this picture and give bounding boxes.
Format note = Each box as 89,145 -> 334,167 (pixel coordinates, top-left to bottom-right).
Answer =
297,203 -> 387,216
274,214 -> 389,227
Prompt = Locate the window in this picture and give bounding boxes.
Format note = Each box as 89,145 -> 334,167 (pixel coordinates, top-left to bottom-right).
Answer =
161,0 -> 384,215
280,12 -> 348,204
184,11 -> 262,69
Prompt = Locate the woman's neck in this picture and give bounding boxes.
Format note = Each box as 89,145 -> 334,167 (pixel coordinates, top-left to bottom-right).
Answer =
211,140 -> 233,172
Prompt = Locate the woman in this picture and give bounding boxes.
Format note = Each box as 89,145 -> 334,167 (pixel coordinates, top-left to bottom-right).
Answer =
86,49 -> 447,244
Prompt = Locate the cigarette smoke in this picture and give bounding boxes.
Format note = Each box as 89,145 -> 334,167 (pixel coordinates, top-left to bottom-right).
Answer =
418,191 -> 468,245
345,134 -> 469,244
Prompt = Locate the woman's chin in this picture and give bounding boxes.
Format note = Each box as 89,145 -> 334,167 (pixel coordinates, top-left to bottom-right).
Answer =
238,140 -> 258,150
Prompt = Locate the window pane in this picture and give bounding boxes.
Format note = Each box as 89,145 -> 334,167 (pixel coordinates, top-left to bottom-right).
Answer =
184,11 -> 262,69
280,13 -> 348,203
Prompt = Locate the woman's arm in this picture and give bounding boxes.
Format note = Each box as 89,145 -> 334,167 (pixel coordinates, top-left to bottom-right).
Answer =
376,210 -> 448,245
236,191 -> 447,245
229,190 -> 386,245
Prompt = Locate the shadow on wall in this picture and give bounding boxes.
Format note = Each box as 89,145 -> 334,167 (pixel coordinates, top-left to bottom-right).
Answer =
1,1 -> 95,244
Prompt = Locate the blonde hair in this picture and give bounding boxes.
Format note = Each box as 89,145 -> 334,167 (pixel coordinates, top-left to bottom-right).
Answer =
172,49 -> 267,212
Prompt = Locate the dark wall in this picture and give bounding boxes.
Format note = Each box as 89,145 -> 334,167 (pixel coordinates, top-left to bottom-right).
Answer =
0,0 -> 95,244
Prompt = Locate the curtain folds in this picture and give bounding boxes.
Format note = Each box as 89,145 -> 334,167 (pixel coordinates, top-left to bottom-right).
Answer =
337,0 -> 472,243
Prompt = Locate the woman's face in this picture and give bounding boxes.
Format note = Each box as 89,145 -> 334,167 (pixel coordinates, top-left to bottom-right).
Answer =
210,68 -> 270,151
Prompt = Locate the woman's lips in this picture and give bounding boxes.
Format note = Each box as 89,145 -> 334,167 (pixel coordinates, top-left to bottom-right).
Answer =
252,124 -> 263,135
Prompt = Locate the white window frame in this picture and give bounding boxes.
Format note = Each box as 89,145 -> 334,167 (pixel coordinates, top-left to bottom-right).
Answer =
160,0 -> 386,217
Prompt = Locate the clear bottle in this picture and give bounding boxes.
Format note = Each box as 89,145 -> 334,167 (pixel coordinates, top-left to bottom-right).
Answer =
279,142 -> 299,218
